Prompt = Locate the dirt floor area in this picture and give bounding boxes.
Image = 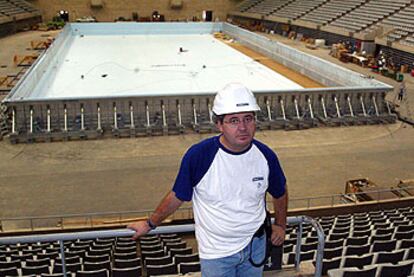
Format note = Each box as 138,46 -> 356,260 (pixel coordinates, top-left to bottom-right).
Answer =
0,29 -> 413,225
226,41 -> 323,88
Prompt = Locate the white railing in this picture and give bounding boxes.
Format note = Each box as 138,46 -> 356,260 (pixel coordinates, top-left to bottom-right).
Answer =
0,216 -> 325,277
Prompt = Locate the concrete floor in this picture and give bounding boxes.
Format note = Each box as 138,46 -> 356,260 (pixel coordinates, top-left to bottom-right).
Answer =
0,29 -> 413,223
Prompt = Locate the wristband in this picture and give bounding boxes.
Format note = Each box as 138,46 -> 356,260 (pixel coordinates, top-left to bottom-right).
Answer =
147,218 -> 157,230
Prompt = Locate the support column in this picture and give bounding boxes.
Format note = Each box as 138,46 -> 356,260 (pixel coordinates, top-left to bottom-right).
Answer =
12,107 -> 16,134
145,102 -> 150,127
280,99 -> 286,120
294,98 -> 300,119
192,100 -> 198,125
29,107 -> 33,133
307,97 -> 314,119
347,96 -> 354,117
334,96 -> 341,118
80,105 -> 85,131
208,100 -> 213,124
113,103 -> 118,129
360,96 -> 367,117
47,106 -> 51,132
372,96 -> 379,116
266,98 -> 272,121
321,97 -> 328,119
161,101 -> 167,127
177,101 -> 182,126
63,105 -> 68,132
130,103 -> 134,128
97,104 -> 101,130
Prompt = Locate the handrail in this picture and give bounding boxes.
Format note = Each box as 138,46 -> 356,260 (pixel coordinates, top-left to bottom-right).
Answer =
0,216 -> 325,277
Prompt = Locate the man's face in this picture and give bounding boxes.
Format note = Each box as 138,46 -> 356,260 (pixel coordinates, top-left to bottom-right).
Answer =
217,112 -> 256,153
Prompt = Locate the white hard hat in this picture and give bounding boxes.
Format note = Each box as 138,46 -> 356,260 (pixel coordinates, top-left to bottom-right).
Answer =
212,83 -> 260,115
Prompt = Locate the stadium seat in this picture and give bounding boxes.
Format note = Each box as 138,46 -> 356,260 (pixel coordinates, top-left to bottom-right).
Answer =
116,241 -> 136,248
141,249 -> 165,259
393,230 -> 414,240
112,266 -> 142,277
25,258 -> 51,267
145,255 -> 173,266
140,244 -> 163,252
40,251 -> 59,259
0,260 -> 21,269
169,247 -> 192,256
174,253 -> 199,264
146,262 -> 178,276
178,261 -> 201,274
371,240 -> 397,252
113,252 -> 137,260
323,247 -> 343,259
55,256 -> 81,265
352,230 -> 372,238
89,248 -> 112,256
344,245 -> 371,256
0,267 -> 18,277
164,241 -> 187,251
160,234 -> 178,239
114,257 -> 141,268
114,246 -> 137,253
22,265 -> 50,275
53,262 -> 82,274
77,269 -> 109,277
328,266 -> 377,277
345,236 -> 369,246
325,239 -> 345,249
398,239 -> 414,250
11,253 -> 32,262
84,254 -> 111,263
374,260 -> 414,277
341,253 -> 374,269
83,260 -> 111,271
373,249 -> 405,264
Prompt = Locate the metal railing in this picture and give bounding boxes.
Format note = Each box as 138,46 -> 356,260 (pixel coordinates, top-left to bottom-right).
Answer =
1,186 -> 412,233
0,216 -> 325,277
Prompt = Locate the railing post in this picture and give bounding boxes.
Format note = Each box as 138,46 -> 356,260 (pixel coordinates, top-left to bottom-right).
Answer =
59,240 -> 68,277
295,221 -> 302,271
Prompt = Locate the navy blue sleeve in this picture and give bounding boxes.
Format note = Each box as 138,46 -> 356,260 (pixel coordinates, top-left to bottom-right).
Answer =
253,140 -> 286,198
172,136 -> 220,201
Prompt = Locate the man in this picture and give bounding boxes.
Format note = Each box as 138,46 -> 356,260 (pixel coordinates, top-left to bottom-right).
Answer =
128,83 -> 288,277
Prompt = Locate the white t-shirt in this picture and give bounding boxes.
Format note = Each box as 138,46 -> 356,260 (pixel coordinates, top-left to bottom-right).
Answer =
173,135 -> 286,259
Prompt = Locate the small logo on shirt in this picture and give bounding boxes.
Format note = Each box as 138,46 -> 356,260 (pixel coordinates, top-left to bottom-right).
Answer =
253,176 -> 264,189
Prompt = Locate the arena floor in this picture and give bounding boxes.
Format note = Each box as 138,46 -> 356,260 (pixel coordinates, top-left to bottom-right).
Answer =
0,29 -> 413,222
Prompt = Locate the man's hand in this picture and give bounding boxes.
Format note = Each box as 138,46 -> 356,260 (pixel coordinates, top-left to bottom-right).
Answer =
127,220 -> 151,240
271,224 -> 285,246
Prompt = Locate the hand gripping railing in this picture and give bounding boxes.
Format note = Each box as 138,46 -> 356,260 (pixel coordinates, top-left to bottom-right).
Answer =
0,217 -> 324,277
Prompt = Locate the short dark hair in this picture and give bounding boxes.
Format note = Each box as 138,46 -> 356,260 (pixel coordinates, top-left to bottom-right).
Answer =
213,113 -> 225,124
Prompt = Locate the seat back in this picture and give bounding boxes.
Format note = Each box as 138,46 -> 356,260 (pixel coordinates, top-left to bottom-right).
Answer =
342,267 -> 377,277
146,262 -> 177,276
178,262 -> 201,274
77,269 -> 109,277
22,265 -> 50,276
114,257 -> 141,268
112,266 -> 142,277
343,254 -> 373,269
377,261 -> 414,277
